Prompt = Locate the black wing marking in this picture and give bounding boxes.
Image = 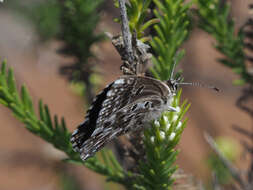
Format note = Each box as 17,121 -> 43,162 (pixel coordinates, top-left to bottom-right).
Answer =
71,83 -> 113,152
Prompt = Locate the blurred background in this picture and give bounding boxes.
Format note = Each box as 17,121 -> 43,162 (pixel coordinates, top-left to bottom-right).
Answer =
0,0 -> 252,190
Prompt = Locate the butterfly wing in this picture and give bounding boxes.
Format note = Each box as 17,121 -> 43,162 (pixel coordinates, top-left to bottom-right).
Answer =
71,76 -> 175,161
71,82 -> 114,152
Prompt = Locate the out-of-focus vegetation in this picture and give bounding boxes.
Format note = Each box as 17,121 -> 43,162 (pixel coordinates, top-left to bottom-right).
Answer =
3,0 -> 61,41
195,0 -> 252,85
207,137 -> 240,185
4,0 -> 104,104
58,0 -> 105,104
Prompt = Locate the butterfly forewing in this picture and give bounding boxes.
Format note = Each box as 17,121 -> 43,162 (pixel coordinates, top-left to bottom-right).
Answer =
71,82 -> 114,152
71,76 -> 175,161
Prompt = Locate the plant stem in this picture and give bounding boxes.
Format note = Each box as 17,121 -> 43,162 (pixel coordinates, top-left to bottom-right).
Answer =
118,0 -> 134,63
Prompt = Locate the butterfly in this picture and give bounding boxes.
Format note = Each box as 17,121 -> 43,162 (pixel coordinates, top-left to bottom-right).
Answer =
71,74 -> 180,161
70,33 -> 181,160
70,34 -> 218,161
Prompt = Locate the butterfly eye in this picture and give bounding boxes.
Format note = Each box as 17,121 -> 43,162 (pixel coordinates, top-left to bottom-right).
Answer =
174,84 -> 178,91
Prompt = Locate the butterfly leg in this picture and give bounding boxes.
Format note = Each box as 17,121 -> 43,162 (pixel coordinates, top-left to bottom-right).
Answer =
120,61 -> 136,75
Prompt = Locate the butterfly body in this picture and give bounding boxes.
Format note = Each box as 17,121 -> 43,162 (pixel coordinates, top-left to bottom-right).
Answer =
71,75 -> 177,161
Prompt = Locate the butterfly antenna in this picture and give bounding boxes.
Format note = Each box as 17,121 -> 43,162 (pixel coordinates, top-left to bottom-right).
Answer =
178,82 -> 220,92
170,58 -> 177,80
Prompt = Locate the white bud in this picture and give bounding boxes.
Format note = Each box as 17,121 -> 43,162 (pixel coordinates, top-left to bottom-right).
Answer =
163,115 -> 168,122
154,120 -> 160,127
0,0 -> 3,2
169,132 -> 176,141
150,136 -> 155,143
176,121 -> 182,130
175,106 -> 181,113
160,131 -> 166,139
172,115 -> 178,122
165,122 -> 171,131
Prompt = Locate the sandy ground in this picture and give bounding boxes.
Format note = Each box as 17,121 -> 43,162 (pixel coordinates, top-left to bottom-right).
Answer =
0,1 -> 252,190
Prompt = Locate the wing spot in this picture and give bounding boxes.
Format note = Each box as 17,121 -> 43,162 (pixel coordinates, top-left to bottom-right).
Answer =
107,90 -> 115,97
144,101 -> 150,108
114,79 -> 125,84
131,104 -> 137,111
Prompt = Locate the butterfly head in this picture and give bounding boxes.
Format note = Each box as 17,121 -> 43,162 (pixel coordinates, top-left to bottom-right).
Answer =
164,57 -> 219,92
166,78 -> 220,92
166,78 -> 181,93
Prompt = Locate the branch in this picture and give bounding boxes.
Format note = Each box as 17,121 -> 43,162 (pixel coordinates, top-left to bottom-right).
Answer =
212,172 -> 223,190
118,0 -> 134,63
204,132 -> 247,189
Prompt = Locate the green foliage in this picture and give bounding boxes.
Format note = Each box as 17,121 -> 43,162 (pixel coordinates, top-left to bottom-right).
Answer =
7,0 -> 105,102
59,0 -> 104,62
58,0 -> 105,103
28,0 -> 61,41
112,1 -> 191,188
0,60 -> 74,158
137,90 -> 190,190
0,60 -> 128,186
208,154 -> 232,185
195,0 -> 252,84
150,0 -> 191,81
114,0 -> 159,41
132,1 -> 192,188
7,0 -> 61,41
127,0 -> 158,40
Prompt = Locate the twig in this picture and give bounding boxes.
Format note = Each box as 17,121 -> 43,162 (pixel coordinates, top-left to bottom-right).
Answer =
118,0 -> 134,63
212,172 -> 223,190
204,132 -> 247,189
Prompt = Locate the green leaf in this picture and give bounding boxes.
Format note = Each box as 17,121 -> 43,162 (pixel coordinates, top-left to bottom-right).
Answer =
9,103 -> 25,118
21,86 -> 34,114
150,0 -> 191,80
140,18 -> 160,33
1,60 -> 7,76
7,69 -> 17,94
44,105 -> 53,129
